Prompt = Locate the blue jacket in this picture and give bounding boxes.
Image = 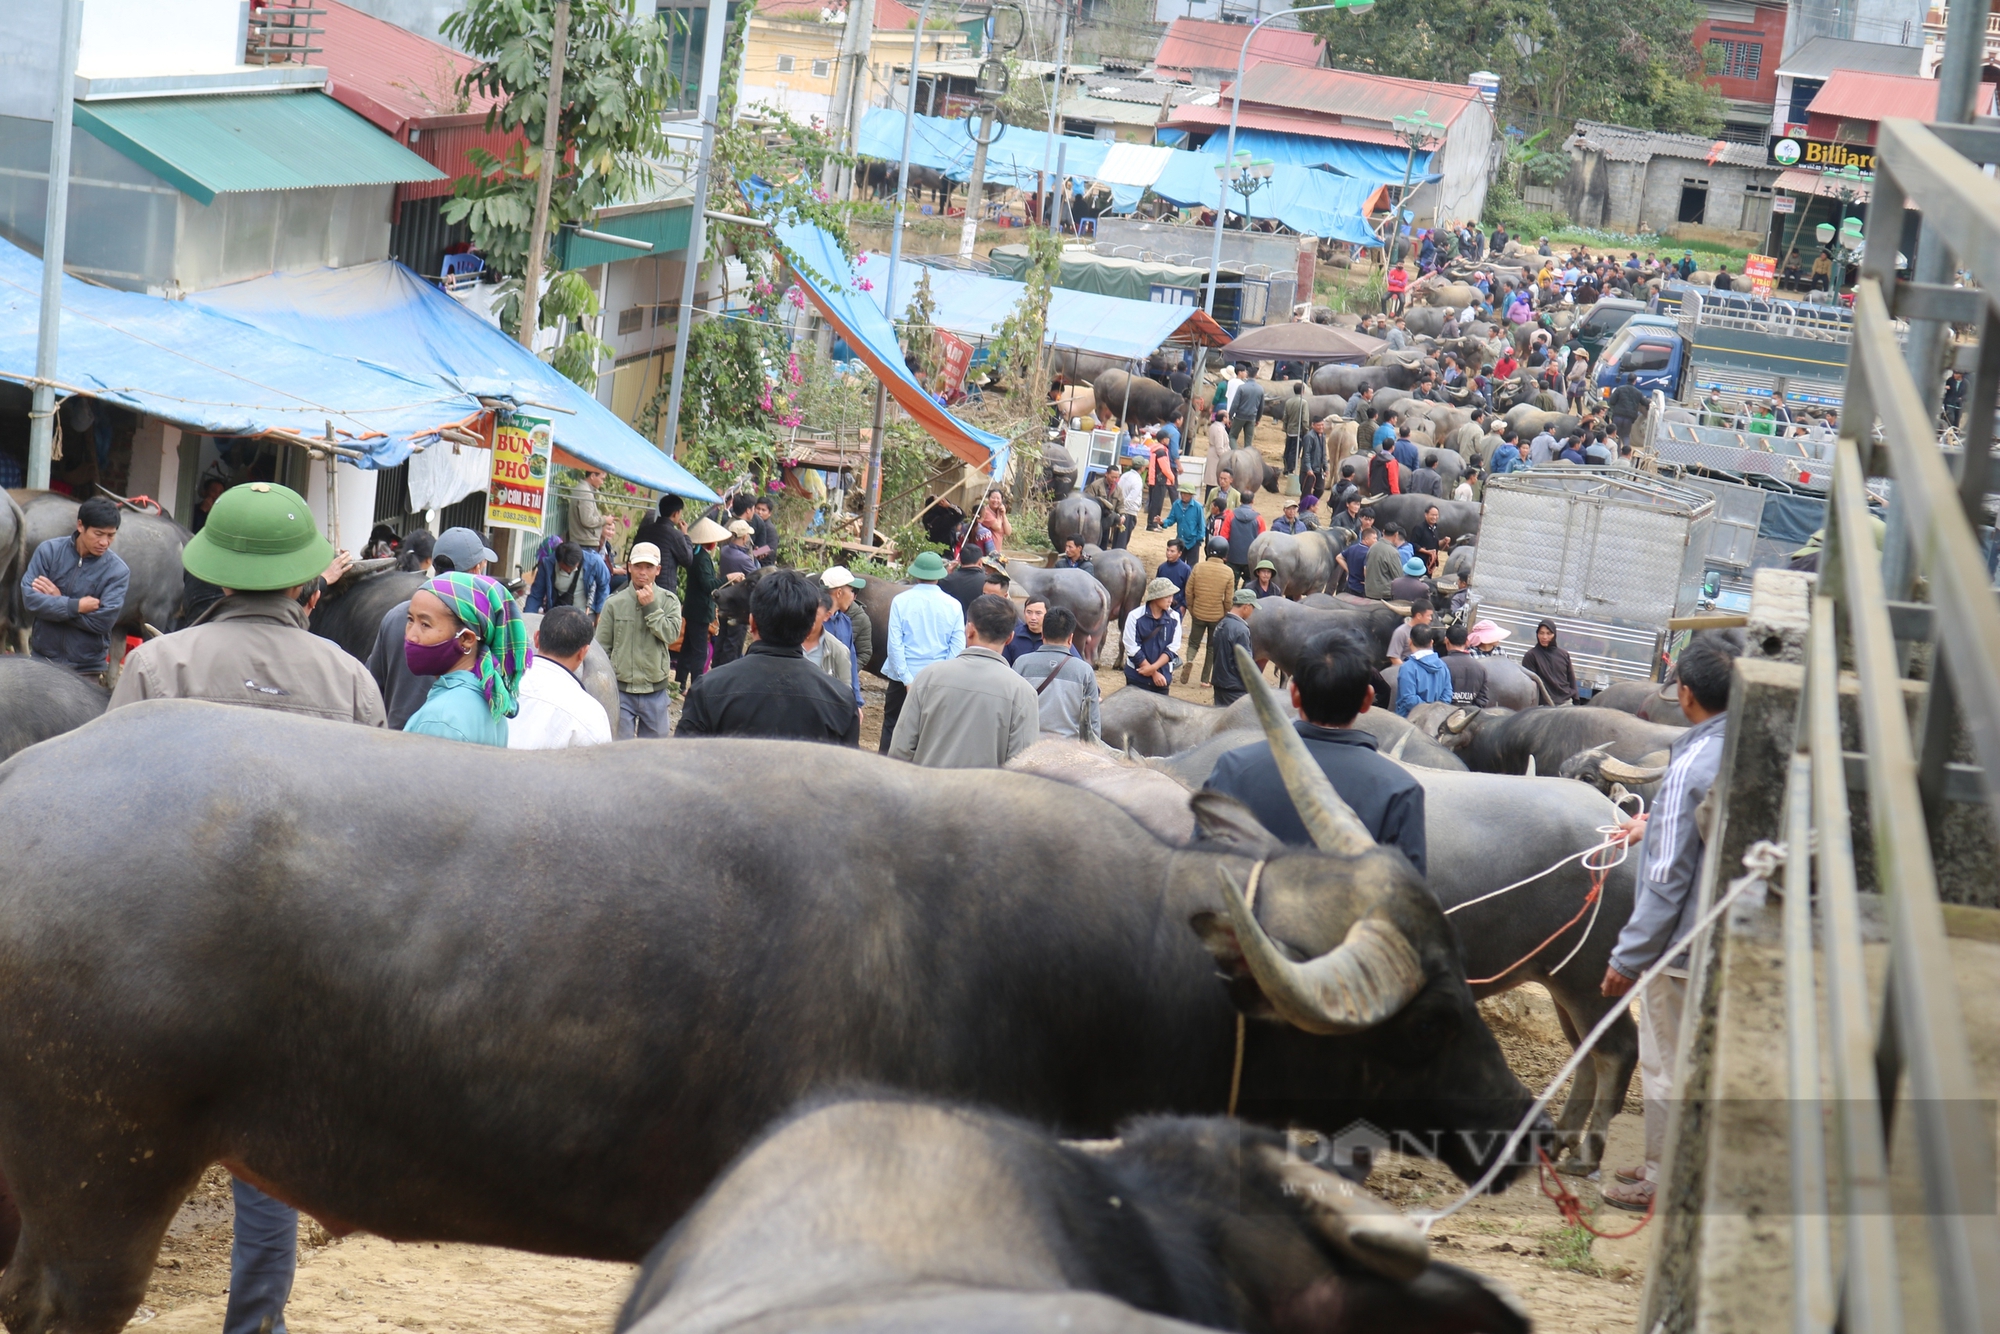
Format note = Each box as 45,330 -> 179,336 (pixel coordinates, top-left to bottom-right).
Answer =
1489,443 -> 1523,475
1393,651 -> 1453,716
403,670 -> 509,746
1167,495 -> 1205,552
1393,438 -> 1419,472
1155,556 -> 1192,610
526,548 -> 610,614
826,608 -> 865,708
19,534 -> 130,672
1610,712 -> 1729,976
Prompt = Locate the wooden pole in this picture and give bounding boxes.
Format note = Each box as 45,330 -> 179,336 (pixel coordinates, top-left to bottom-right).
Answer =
518,0 -> 571,352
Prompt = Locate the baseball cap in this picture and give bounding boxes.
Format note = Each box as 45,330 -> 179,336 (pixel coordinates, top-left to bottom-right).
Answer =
1232,588 -> 1260,605
821,564 -> 867,590
436,526 -> 497,571
629,542 -> 663,567
728,520 -> 755,539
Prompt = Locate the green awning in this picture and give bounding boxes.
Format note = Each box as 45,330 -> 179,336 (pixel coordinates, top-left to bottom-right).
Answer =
73,92 -> 445,206
553,202 -> 694,270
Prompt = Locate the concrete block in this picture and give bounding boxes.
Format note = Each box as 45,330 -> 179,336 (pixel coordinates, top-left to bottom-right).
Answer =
1744,567 -> 1811,664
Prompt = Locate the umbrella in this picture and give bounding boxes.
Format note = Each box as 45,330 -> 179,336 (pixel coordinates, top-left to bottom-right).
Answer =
1218,322 -> 1386,365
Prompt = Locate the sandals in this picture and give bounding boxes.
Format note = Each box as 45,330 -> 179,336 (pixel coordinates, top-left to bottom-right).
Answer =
1601,1178 -> 1654,1212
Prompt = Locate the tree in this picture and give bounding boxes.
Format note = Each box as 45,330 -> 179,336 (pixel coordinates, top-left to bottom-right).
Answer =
441,0 -> 681,388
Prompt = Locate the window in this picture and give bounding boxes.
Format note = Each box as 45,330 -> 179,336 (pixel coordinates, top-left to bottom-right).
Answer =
1706,38 -> 1762,80
618,307 -> 645,335
1679,182 -> 1709,224
652,302 -> 680,327
1622,343 -> 1673,372
776,54 -> 795,73
811,57 -> 831,78
1836,118 -> 1871,143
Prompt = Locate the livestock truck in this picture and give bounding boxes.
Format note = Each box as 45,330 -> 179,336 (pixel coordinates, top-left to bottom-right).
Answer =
1592,285 -> 1881,412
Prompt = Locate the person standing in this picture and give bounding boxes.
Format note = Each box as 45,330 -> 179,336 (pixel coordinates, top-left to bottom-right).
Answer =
1122,577 -> 1183,695
401,571 -> 532,747
1406,454 -> 1443,499
889,593 -> 1038,768
676,569 -> 859,744
676,515 -> 730,692
1013,605 -> 1099,742
749,496 -> 781,567
1364,523 -> 1405,599
509,605 -> 615,748
1385,602 -> 1433,664
821,564 -> 871,713
365,526 -> 495,729
632,493 -> 697,597
879,550 -> 964,753
1204,629 -> 1426,871
1281,382 -> 1311,480
1114,459 -> 1142,549
1600,635 -> 1736,1211
1337,527 -> 1376,597
1439,621 -> 1491,708
713,522 -> 760,670
1208,589 -> 1259,706
1155,538 -> 1192,612
525,540 -> 609,615
1392,624 -> 1452,716
20,495 -> 129,683
595,541 -> 683,739
1271,499 -> 1307,535
1004,595 -> 1049,665
1183,537 -> 1236,685
567,468 -> 608,550
801,584 -> 855,701
1299,422 -> 1328,502
104,480 -> 381,1334
1166,481 -> 1206,554
1389,556 -> 1432,605
1228,370 -> 1264,454
1220,496 -> 1265,585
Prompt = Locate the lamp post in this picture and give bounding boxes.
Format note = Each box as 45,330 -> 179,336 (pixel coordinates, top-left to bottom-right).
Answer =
1384,108 -> 1446,247
1815,213 -> 1865,298
1212,151 -> 1275,229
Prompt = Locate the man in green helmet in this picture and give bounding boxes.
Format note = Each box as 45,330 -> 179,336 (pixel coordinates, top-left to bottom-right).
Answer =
109,481 -> 384,724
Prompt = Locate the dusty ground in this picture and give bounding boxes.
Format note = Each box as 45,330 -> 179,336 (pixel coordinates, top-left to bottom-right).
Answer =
131,420 -> 1650,1332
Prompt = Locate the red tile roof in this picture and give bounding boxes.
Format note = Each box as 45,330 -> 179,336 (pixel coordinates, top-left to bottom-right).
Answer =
1223,62 -> 1485,126
1153,18 -> 1323,80
313,0 -> 500,136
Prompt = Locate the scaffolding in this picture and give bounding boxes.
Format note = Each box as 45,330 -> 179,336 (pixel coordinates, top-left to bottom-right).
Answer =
245,0 -> 325,66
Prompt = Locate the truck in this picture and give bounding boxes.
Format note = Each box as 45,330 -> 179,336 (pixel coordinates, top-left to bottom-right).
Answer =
1592,286 -> 1883,410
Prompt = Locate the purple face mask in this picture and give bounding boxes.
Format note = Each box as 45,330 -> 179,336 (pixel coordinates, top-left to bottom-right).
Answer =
405,633 -> 467,677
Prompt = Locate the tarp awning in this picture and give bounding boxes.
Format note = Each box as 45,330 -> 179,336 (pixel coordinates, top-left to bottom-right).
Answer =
1200,127 -> 1429,184
988,244 -> 1222,299
188,262 -> 719,501
775,221 -> 1008,472
881,256 -> 1228,358
0,237 -> 478,458
73,92 -> 445,205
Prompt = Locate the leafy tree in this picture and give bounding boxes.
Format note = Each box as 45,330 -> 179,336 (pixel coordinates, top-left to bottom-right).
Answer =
441,0 -> 680,387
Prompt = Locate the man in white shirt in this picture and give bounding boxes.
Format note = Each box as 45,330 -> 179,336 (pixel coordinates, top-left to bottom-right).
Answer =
510,606 -> 615,749
1113,460 -> 1143,549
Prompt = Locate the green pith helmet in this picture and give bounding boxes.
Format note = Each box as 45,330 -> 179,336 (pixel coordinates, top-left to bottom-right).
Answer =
181,482 -> 336,592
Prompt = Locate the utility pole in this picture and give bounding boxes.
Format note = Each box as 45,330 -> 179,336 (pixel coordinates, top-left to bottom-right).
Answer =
518,0 -> 570,352
659,0 -> 732,459
957,108 -> 999,257
839,0 -> 879,199
822,0 -> 865,198
1036,1 -> 1067,227
28,0 -> 83,491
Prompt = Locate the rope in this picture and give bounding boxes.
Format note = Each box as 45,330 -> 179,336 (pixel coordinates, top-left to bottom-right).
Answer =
1225,858 -> 1266,1119
1442,825 -> 1630,918
1447,821 -> 1633,984
1463,858 -> 1608,986
1536,1146 -> 1656,1238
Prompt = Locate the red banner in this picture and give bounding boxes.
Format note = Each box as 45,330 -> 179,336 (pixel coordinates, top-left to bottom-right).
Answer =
935,329 -> 974,401
1744,252 -> 1777,298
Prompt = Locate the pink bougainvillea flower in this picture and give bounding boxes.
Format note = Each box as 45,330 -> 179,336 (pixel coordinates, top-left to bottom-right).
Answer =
856,277 -> 873,291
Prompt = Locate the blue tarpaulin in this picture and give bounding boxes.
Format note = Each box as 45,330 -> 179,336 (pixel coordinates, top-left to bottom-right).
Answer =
1212,128 -> 1433,184
190,262 -> 718,501
878,256 -> 1211,360
0,237 -> 478,461
775,220 -> 1009,474
1144,151 -> 1384,248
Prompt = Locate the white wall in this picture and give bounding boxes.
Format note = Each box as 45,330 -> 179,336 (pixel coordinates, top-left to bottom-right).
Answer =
78,0 -> 245,78
173,184 -> 393,293
304,455 -> 382,558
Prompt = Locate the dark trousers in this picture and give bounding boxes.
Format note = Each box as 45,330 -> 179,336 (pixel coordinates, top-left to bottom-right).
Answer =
1112,514 -> 1136,549
1302,469 -> 1324,499
1213,684 -> 1245,708
1186,616 -> 1222,684
1146,480 -> 1170,525
878,679 -> 909,754
712,618 -> 746,671
1284,434 -> 1303,475
226,1178 -> 297,1334
676,623 -> 712,689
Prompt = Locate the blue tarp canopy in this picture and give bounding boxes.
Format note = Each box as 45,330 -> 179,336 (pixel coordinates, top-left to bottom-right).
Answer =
776,220 -> 1009,474
0,237 -> 478,460
877,255 -> 1212,360
1214,128 -> 1433,184
1144,152 -> 1384,248
190,262 -> 718,501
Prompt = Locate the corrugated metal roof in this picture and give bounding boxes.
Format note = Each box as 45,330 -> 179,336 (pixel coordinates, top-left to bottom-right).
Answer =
1806,68 -> 1941,120
1064,93 -> 1167,126
1161,100 -> 1408,146
1570,118 -> 1769,168
73,93 -> 445,206
315,0 -> 499,137
1775,35 -> 1924,79
1225,62 -> 1484,126
1153,18 -> 1323,76
1773,166 -> 1872,200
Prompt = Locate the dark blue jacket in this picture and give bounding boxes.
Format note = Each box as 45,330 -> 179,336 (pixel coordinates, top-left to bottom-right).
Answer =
827,609 -> 865,707
1393,438 -> 1419,472
1204,722 -> 1427,876
20,535 -> 129,672
1155,557 -> 1191,610
1005,624 -> 1083,666
526,547 -> 610,614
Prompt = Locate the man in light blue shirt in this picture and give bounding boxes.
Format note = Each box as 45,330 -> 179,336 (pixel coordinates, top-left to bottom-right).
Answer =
878,548 -> 966,754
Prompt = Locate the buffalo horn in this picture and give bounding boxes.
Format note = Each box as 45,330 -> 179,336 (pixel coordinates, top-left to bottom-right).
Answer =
1444,708 -> 1472,734
1234,646 -> 1376,856
1523,755 -> 1536,778
1216,868 -> 1425,1035
1599,756 -> 1669,785
1388,732 -> 1411,761
1258,1146 -> 1429,1281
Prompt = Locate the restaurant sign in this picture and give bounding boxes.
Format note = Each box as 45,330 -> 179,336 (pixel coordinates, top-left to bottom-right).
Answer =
1767,136 -> 1876,172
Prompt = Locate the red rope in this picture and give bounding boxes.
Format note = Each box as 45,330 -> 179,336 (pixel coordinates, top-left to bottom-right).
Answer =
1535,1147 -> 1655,1238
1463,862 -> 1607,986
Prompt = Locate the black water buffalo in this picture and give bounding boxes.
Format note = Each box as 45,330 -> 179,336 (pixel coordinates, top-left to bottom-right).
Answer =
1047,493 -> 1104,553
0,702 -> 1541,1334
0,656 -> 108,764
1436,704 -> 1683,779
618,1098 -> 1530,1334
1221,446 -> 1267,496
1138,702 -> 1466,786
1359,495 -> 1481,546
1090,368 -> 1184,427
14,490 -> 191,644
1085,547 -> 1147,656
1247,530 -> 1337,598
1588,678 -> 1690,726
1007,561 -> 1112,663
1006,740 -> 1196,843
0,490 -> 25,645
1311,363 -> 1422,396
309,566 -> 426,660
849,576 -> 910,677
1251,596 -> 1406,670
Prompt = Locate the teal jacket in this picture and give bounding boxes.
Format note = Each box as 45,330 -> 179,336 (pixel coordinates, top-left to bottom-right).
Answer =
404,670 -> 509,747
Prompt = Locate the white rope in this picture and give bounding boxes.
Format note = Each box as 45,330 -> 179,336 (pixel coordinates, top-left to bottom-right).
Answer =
1411,839 -> 1789,1232
1443,824 -> 1632,917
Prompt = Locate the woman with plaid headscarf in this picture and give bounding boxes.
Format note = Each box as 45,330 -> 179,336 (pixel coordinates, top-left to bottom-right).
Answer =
401,571 -> 532,746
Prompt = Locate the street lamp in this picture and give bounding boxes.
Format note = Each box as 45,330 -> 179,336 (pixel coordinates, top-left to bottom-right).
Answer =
1384,108 -> 1447,245
1815,213 -> 1866,296
1213,151 -> 1276,228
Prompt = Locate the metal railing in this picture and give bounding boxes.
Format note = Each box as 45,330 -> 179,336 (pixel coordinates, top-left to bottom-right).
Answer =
1782,112 -> 2000,1333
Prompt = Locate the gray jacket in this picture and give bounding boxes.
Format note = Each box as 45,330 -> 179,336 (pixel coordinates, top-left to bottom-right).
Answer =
1609,711 -> 1728,976
889,646 -> 1039,769
1014,645 -> 1100,743
20,535 -> 130,673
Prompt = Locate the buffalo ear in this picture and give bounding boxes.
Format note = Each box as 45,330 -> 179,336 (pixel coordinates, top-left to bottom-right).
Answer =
1190,911 -> 1282,1021
1190,791 -> 1286,858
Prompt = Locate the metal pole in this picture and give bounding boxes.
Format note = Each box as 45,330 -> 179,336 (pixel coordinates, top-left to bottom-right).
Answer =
518,0 -> 570,352
839,0 -> 877,200
1037,3 -> 1068,226
860,0 -> 940,550
1050,141 -> 1067,238
27,0 -> 83,491
1884,0 -> 1990,597
659,0 -> 732,460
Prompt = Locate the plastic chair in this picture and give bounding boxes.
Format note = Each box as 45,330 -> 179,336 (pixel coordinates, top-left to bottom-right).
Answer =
439,253 -> 485,292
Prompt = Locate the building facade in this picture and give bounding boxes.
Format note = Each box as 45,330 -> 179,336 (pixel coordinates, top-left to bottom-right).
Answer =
1564,121 -> 1780,240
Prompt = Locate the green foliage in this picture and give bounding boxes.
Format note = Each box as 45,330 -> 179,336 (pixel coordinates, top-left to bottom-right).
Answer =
902,269 -> 942,380
1539,1225 -> 1601,1275
986,226 -> 1061,405
994,56 -> 1055,131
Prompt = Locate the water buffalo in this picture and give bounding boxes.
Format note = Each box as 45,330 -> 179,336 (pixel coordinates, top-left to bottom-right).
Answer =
1478,655 -> 1550,710
0,490 -> 25,645
1090,369 -> 1185,427
850,577 -> 912,676
1247,530 -> 1336,599
618,1098 -> 1531,1334
0,702 -> 1542,1334
1360,495 -> 1481,546
1221,446 -> 1267,496
309,566 -> 426,660
0,656 -> 108,764
14,490 -> 190,644
1007,560 -> 1111,663
1435,703 -> 1683,778
1250,596 -> 1406,670
1400,306 -> 1450,337
1311,363 -> 1421,397
1142,703 -> 1465,787
519,612 -> 621,734
1085,547 -> 1147,657
1588,678 -> 1690,726
1047,493 -> 1103,552
1006,739 -> 1195,843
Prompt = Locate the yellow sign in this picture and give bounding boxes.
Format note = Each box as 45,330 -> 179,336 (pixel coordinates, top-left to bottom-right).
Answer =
488,412 -> 553,533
